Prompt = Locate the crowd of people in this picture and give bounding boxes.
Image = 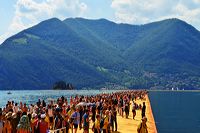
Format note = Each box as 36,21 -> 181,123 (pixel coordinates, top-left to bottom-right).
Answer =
0,90 -> 148,133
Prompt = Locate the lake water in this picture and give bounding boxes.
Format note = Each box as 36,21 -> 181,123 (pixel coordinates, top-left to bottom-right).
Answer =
149,91 -> 200,133
0,90 -> 119,108
1,90 -> 200,132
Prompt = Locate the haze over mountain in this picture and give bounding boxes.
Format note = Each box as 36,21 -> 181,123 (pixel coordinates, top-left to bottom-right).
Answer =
0,17 -> 200,90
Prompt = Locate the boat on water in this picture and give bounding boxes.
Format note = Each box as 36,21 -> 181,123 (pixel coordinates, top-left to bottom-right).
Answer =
7,91 -> 12,94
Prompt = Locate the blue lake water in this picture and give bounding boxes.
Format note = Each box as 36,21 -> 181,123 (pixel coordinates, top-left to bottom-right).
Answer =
1,90 -> 200,132
149,91 -> 200,133
0,90 -> 118,108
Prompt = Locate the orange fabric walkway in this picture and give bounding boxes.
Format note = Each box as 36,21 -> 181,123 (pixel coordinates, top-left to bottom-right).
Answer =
74,94 -> 157,133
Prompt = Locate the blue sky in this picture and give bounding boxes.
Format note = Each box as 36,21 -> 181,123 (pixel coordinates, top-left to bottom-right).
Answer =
1,0 -> 200,44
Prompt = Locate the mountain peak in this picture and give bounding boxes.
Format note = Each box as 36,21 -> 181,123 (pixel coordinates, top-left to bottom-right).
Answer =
37,17 -> 62,26
163,18 -> 199,32
24,17 -> 67,37
43,17 -> 61,22
161,18 -> 190,26
64,17 -> 115,24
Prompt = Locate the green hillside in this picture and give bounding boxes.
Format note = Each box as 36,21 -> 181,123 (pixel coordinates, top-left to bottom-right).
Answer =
0,18 -> 200,90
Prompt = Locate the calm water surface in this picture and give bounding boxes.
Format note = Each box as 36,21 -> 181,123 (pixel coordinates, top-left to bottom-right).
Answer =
0,90 -> 119,107
149,91 -> 200,133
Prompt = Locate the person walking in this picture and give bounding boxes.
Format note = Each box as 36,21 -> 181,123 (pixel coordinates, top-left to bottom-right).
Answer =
0,114 -> 3,133
38,114 -> 48,133
132,101 -> 136,119
83,109 -> 89,133
93,114 -> 100,133
137,117 -> 148,133
141,102 -> 146,118
112,107 -> 117,132
102,110 -> 109,133
71,107 -> 80,133
17,115 -> 31,133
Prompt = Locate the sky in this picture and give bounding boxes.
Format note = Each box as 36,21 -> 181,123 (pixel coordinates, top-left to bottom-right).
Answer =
1,0 -> 200,44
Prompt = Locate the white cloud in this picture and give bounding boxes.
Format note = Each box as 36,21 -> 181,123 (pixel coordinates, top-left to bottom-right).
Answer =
193,0 -> 200,4
0,0 -> 87,44
172,3 -> 200,28
0,32 -> 11,45
111,0 -> 200,30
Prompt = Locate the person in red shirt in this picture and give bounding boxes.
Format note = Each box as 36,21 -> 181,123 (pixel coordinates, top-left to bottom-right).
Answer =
38,114 -> 48,133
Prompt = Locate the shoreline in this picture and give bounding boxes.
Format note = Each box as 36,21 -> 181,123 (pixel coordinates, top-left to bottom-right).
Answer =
148,89 -> 200,92
1,89 -> 200,92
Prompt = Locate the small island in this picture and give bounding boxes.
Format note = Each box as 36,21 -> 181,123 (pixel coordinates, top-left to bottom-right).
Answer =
52,81 -> 74,90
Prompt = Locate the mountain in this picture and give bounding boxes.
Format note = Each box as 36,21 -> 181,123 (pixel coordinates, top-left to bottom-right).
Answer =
0,18 -> 200,90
